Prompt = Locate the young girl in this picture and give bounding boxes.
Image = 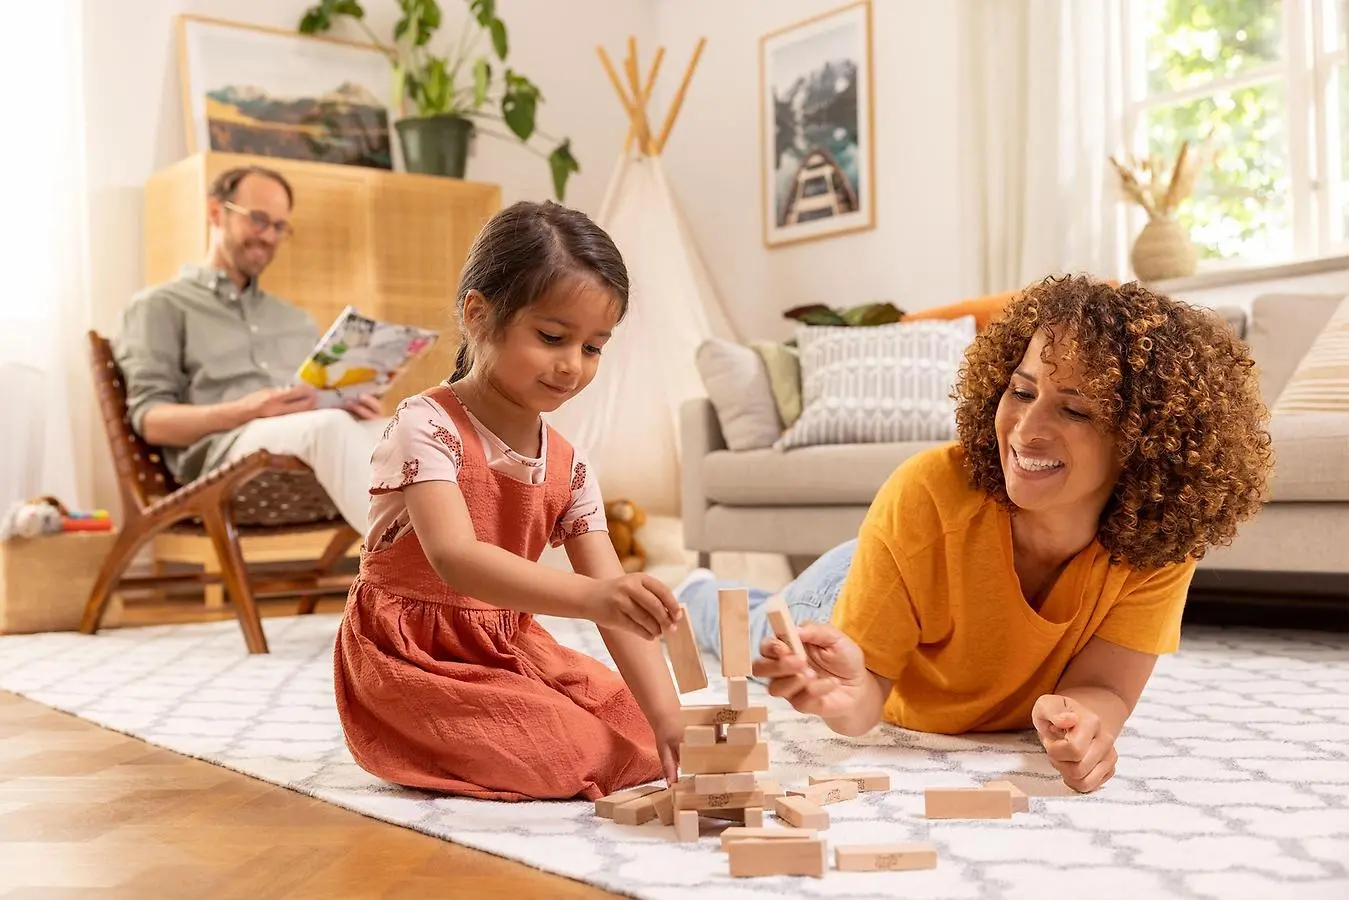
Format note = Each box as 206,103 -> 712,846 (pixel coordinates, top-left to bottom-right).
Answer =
333,200 -> 685,801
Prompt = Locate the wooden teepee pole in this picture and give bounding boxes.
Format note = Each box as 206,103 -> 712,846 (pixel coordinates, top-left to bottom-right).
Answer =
655,37 -> 706,153
623,37 -> 655,154
624,47 -> 665,153
597,44 -> 637,129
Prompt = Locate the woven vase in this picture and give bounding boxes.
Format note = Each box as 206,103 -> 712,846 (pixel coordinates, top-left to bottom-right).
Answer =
1131,216 -> 1197,282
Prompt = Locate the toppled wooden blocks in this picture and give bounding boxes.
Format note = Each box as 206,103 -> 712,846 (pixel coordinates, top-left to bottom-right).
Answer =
773,794 -> 829,829
594,784 -> 663,819
728,837 -> 827,878
835,843 -> 938,872
924,780 -> 1030,819
719,825 -> 818,849
788,779 -> 858,807
808,770 -> 891,792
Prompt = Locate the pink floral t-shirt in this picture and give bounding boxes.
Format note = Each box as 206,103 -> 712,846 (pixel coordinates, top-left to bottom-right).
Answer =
364,389 -> 608,552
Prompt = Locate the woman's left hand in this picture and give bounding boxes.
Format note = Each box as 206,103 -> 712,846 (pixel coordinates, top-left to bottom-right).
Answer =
1032,693 -> 1118,793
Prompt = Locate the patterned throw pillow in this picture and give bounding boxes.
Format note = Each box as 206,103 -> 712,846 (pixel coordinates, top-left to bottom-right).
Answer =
774,316 -> 977,451
1272,294 -> 1349,414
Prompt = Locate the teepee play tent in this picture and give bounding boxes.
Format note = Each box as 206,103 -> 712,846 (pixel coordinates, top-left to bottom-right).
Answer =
547,37 -> 737,517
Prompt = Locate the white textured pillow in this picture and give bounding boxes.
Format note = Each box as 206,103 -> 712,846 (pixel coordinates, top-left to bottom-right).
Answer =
695,338 -> 784,451
775,317 -> 977,450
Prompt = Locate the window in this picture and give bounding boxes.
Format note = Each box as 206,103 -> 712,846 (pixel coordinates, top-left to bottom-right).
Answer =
1124,0 -> 1349,266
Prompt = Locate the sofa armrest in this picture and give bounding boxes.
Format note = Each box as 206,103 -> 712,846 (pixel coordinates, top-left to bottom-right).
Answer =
680,396 -> 726,551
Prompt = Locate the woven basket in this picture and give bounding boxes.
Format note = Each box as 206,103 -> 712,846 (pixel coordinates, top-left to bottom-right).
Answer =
1131,216 -> 1197,282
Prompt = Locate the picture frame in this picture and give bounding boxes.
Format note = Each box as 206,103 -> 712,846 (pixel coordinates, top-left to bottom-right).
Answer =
177,14 -> 398,171
759,0 -> 876,248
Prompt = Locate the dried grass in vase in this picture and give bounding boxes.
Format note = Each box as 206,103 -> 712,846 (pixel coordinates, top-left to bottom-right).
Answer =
1109,141 -> 1206,221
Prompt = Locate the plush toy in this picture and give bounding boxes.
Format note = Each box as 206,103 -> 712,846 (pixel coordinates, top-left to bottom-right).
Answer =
605,498 -> 648,573
0,496 -> 65,541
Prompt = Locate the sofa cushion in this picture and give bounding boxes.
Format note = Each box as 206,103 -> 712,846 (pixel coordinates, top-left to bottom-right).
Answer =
1246,292 -> 1344,405
775,317 -> 976,451
702,441 -> 949,506
1272,294 -> 1349,414
749,339 -> 803,427
1267,412 -> 1349,501
695,338 -> 782,451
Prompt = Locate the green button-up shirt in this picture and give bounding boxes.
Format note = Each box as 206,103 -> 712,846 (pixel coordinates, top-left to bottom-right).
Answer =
112,264 -> 319,483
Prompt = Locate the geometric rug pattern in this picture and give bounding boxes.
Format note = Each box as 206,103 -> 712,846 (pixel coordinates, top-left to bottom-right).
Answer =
1,614 -> 1347,899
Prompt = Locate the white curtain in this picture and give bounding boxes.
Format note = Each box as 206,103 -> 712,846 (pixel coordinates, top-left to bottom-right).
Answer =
0,1 -> 91,515
967,0 -> 1130,293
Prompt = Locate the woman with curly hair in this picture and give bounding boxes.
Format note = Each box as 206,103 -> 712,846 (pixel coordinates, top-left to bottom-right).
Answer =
679,274 -> 1272,793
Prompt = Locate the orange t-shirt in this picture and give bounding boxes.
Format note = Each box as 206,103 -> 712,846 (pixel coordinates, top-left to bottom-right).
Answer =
830,444 -> 1196,734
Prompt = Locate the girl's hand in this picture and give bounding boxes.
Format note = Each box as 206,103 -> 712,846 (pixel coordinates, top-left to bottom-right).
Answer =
652,714 -> 683,785
587,573 -> 681,638
751,623 -> 868,720
1032,693 -> 1118,793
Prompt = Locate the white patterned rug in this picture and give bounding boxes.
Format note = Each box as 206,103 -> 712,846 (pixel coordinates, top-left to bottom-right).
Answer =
1,614 -> 1347,900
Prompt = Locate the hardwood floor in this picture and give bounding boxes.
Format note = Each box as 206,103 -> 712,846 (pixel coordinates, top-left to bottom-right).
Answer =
0,596 -> 620,899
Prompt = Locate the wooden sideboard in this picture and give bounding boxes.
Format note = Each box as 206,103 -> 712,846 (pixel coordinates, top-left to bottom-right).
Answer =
143,150 -> 502,412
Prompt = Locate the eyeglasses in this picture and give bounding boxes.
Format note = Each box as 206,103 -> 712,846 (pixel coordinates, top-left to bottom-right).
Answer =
223,201 -> 294,240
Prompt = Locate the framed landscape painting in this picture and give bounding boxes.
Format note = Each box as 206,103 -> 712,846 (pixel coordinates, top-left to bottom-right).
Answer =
759,0 -> 876,248
177,14 -> 397,170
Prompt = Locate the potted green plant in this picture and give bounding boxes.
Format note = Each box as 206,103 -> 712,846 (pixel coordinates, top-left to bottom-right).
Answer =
299,0 -> 580,200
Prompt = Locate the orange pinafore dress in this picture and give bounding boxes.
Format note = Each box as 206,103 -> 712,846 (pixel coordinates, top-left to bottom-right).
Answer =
332,385 -> 662,801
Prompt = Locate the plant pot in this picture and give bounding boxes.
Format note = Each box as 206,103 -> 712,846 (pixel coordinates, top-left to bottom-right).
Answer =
395,114 -> 474,178
1131,216 -> 1197,283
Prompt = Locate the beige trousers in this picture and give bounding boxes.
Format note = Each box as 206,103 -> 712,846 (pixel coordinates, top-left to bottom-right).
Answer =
222,409 -> 388,532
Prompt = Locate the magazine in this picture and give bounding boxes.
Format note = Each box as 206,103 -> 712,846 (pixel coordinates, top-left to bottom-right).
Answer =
295,306 -> 439,408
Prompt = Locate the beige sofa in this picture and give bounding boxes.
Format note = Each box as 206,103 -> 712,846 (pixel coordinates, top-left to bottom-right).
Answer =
681,293 -> 1349,592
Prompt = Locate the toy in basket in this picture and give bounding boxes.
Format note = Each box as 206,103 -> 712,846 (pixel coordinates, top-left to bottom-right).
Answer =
296,306 -> 439,408
0,495 -> 112,541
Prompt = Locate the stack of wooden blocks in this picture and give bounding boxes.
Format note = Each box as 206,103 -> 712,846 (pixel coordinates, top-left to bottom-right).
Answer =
594,587 -> 1031,879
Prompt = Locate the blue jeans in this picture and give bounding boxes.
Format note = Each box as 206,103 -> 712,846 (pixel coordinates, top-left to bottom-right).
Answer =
680,539 -> 858,682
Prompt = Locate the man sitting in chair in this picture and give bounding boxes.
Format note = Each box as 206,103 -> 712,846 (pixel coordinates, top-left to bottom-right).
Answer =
112,164 -> 386,531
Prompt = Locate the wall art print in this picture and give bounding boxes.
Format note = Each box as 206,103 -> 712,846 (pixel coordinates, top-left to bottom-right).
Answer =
759,1 -> 876,248
178,14 -> 397,170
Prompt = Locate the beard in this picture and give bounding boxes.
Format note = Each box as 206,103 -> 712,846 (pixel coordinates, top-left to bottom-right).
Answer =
228,235 -> 274,279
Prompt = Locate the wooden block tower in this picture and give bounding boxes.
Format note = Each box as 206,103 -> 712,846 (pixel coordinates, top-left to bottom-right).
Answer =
662,588 -> 775,842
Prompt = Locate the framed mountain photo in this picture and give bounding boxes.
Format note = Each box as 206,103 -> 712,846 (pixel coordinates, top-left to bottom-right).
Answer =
177,14 -> 397,170
759,0 -> 876,248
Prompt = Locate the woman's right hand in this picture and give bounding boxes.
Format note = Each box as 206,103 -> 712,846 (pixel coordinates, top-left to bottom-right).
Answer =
752,623 -> 869,720
587,573 -> 681,638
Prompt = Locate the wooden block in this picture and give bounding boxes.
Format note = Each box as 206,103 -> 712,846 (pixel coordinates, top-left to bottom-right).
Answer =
984,780 -> 1029,813
683,724 -> 717,746
664,603 -> 708,693
680,742 -> 770,775
679,704 -> 768,727
773,795 -> 829,829
924,786 -> 1014,819
726,723 -> 758,746
742,806 -> 764,827
653,786 -> 675,825
808,770 -> 891,792
613,792 -> 660,825
720,825 -> 818,850
677,789 -> 764,811
727,676 -> 749,710
728,837 -> 827,878
718,587 -> 751,677
756,777 -> 784,799
674,809 -> 699,842
835,843 -> 939,872
692,772 -> 757,794
764,595 -> 806,658
595,784 -> 662,819
788,779 -> 858,806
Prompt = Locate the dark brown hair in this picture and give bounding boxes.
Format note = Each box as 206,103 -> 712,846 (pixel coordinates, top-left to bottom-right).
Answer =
451,200 -> 629,381
953,274 -> 1273,570
208,165 -> 294,208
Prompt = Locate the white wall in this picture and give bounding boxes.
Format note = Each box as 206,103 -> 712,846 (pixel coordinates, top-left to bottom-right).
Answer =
80,0 -> 654,510
653,0 -> 982,342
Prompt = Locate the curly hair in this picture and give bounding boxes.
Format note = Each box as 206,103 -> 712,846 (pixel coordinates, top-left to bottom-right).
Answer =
953,274 -> 1273,570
